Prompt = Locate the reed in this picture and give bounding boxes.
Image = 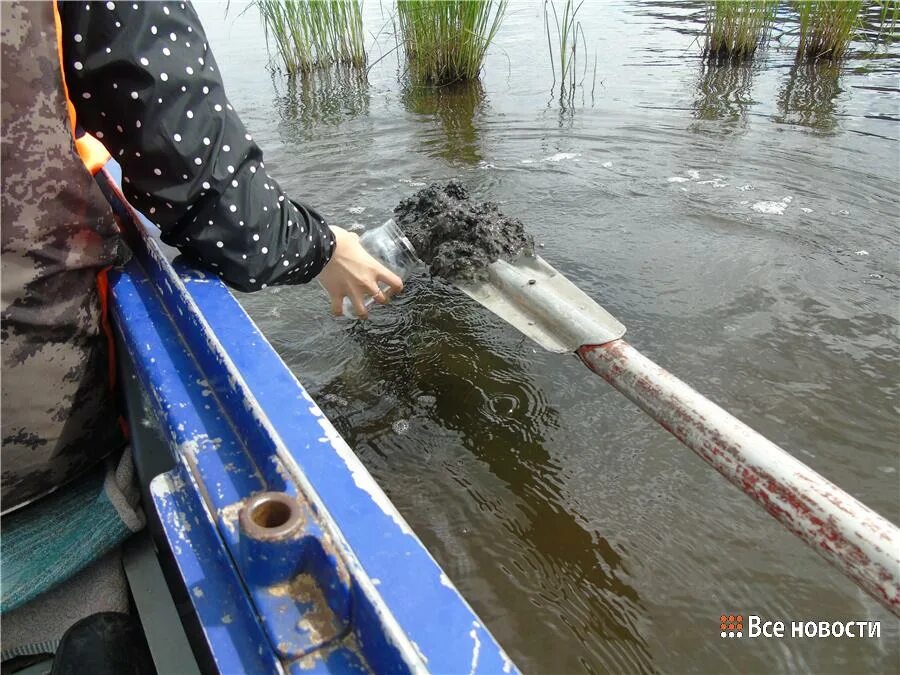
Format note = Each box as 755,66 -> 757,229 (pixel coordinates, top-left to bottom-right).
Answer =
794,0 -> 862,61
543,0 -> 596,109
397,0 -> 508,85
871,0 -> 899,44
544,0 -> 584,92
253,0 -> 366,75
703,0 -> 778,64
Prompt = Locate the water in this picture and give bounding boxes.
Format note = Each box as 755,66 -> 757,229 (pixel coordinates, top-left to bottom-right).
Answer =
196,2 -> 899,672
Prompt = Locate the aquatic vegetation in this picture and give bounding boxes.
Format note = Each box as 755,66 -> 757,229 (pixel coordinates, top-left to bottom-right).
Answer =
794,1 -> 863,61
703,0 -> 778,64
396,0 -> 508,85
870,0 -> 899,44
544,0 -> 595,104
252,0 -> 365,75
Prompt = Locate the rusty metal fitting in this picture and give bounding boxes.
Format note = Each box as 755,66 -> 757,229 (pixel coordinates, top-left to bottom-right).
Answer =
239,491 -> 304,541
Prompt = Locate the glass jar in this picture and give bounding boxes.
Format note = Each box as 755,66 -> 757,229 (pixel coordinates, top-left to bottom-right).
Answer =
333,219 -> 423,318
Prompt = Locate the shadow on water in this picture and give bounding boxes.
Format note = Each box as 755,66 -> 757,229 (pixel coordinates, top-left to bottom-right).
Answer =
691,62 -> 758,127
272,66 -> 370,130
311,279 -> 655,674
773,62 -> 842,133
400,79 -> 487,164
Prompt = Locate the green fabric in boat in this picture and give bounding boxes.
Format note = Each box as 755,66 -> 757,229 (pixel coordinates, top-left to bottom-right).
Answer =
1,450 -> 145,614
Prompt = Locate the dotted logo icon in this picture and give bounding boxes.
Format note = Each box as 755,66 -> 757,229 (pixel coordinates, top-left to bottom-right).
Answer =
721,614 -> 743,638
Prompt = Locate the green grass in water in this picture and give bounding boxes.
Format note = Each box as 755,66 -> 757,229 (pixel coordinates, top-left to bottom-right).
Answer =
543,0 -> 600,111
544,0 -> 589,93
795,0 -> 863,61
253,0 -> 365,75
703,0 -> 778,64
870,0 -> 899,45
397,0 -> 508,85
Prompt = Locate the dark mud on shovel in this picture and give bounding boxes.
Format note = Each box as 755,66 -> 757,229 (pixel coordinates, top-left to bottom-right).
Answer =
393,181 -> 534,281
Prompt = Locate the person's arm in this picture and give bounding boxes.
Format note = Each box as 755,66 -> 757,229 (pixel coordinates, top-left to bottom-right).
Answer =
58,0 -> 332,292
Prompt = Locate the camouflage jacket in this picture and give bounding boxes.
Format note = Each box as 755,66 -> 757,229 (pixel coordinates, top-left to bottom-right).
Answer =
1,2 -> 126,510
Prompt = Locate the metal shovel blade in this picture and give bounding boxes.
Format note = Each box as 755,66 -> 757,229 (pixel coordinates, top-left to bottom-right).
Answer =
455,255 -> 626,353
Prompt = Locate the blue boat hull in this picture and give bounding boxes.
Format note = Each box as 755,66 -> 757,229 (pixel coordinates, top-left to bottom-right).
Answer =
107,161 -> 517,674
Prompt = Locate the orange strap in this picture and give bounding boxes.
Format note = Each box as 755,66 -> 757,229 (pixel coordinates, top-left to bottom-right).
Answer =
52,6 -> 126,437
54,2 -> 117,392
52,1 -> 111,174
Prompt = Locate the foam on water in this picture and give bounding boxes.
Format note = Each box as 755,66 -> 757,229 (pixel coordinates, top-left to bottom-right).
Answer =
751,196 -> 793,215
751,201 -> 787,215
697,178 -> 728,188
542,152 -> 580,162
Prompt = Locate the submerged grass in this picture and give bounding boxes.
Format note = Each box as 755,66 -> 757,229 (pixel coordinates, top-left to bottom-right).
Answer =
794,0 -> 862,61
397,0 -> 508,85
253,0 -> 365,75
703,0 -> 778,64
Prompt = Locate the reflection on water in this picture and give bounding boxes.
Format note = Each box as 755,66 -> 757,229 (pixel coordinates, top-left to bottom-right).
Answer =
548,74 -> 597,119
693,59 -> 844,133
273,65 -> 370,129
692,62 -> 757,126
774,63 -> 842,132
401,79 -> 486,164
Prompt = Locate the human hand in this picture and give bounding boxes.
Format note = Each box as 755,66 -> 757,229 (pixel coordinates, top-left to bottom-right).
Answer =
317,226 -> 404,319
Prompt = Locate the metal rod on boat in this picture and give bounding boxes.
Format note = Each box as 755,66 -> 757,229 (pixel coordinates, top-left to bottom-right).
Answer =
577,339 -> 900,618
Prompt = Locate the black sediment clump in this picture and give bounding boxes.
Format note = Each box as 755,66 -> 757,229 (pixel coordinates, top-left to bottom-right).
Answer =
393,180 -> 534,281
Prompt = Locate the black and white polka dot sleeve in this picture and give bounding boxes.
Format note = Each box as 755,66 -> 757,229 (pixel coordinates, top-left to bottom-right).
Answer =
58,0 -> 335,292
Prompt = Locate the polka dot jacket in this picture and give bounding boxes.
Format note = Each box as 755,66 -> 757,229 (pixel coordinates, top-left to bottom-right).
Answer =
59,0 -> 336,292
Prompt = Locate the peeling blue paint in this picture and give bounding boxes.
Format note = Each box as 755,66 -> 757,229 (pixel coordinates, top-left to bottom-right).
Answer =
107,158 -> 518,674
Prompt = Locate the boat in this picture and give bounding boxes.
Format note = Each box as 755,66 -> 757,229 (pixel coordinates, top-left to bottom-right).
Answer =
105,160 -> 517,674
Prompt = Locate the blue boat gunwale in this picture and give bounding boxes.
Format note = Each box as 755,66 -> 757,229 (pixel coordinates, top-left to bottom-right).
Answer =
105,160 -> 516,674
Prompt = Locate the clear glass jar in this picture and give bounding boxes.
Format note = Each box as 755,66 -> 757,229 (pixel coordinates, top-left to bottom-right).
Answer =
334,219 -> 423,318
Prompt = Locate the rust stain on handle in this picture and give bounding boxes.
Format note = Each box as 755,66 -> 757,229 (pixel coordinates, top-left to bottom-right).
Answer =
577,339 -> 900,617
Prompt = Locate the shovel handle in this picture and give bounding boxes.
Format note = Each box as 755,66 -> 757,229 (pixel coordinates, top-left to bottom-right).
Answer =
577,339 -> 900,617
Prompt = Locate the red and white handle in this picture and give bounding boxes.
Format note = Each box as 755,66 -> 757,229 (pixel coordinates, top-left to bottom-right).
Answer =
578,339 -> 900,617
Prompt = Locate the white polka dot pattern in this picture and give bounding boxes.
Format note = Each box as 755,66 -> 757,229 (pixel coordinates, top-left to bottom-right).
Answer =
60,0 -> 335,292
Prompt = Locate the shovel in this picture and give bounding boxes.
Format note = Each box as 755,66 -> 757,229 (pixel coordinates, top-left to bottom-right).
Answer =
454,253 -> 900,617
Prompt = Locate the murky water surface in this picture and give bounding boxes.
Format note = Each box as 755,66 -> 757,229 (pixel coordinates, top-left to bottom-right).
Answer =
197,2 -> 899,672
